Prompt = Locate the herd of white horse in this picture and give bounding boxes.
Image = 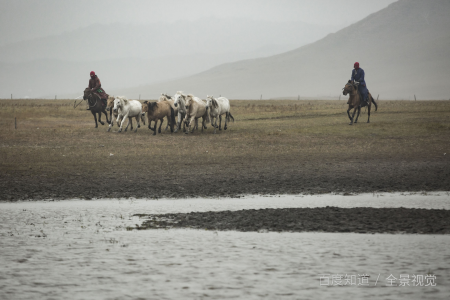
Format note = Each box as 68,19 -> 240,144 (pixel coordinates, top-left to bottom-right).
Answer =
106,91 -> 234,135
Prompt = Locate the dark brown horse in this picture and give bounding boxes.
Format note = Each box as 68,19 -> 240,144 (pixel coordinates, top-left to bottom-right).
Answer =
83,88 -> 110,128
142,101 -> 175,135
342,81 -> 378,125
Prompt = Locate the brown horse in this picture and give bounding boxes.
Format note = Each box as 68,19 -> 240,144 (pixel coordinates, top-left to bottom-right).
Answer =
83,88 -> 110,128
342,81 -> 378,125
158,93 -> 179,132
142,101 -> 175,135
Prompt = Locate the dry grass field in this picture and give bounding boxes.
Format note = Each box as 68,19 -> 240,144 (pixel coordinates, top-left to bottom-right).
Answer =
0,98 -> 449,200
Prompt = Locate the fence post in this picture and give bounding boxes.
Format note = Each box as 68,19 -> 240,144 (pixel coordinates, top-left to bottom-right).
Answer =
11,94 -> 12,100
414,94 -> 416,101
260,94 -> 262,100
139,94 -> 141,100
377,94 -> 379,100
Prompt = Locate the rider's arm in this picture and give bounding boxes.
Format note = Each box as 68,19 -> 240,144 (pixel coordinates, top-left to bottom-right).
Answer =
359,69 -> 365,84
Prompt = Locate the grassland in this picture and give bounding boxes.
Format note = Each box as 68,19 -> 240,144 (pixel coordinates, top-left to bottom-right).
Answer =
0,98 -> 449,201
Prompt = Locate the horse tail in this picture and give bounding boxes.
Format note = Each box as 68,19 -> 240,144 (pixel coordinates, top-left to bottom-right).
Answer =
170,106 -> 175,130
371,95 -> 378,112
228,112 -> 235,122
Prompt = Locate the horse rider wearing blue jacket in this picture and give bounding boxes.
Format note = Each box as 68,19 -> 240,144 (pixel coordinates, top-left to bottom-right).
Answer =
351,62 -> 369,106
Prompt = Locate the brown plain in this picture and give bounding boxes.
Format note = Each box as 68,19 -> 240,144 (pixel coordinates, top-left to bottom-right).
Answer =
0,99 -> 449,200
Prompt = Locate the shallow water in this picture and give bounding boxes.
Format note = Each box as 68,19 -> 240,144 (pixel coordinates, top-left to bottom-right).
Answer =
1,192 -> 449,299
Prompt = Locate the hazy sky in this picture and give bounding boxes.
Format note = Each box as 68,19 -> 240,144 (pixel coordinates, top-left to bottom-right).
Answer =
0,0 -> 396,44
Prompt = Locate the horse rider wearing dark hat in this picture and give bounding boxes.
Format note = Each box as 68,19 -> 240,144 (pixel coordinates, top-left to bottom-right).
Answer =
87,71 -> 108,110
351,62 -> 369,106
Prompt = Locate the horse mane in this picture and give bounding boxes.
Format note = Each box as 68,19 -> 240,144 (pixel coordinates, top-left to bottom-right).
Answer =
148,101 -> 158,112
116,96 -> 129,104
211,98 -> 218,108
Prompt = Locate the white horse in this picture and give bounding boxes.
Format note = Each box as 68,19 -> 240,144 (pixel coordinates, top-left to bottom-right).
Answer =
112,96 -> 142,133
173,91 -> 188,133
184,94 -> 209,134
107,96 -> 145,132
205,95 -> 234,134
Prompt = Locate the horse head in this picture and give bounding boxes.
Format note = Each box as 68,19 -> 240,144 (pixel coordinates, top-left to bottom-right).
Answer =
113,97 -> 122,113
106,96 -> 115,111
206,95 -> 218,109
142,101 -> 149,113
184,95 -> 193,112
174,91 -> 185,108
343,80 -> 356,96
83,87 -> 92,100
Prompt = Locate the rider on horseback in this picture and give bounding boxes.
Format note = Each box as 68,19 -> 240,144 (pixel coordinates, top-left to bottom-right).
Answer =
87,71 -> 108,110
351,62 -> 369,106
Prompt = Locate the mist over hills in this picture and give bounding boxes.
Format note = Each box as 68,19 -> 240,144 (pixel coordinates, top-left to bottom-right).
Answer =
118,0 -> 450,100
0,19 -> 341,98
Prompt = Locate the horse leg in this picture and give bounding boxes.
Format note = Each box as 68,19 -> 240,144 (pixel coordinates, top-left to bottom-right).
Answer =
141,113 -> 146,125
354,107 -> 361,123
219,115 -> 222,130
158,119 -> 163,133
134,115 -> 139,132
118,113 -> 128,133
108,114 -> 114,132
367,102 -> 371,123
148,120 -> 155,131
152,119 -> 158,135
92,111 -> 98,128
214,116 -> 218,134
185,116 -> 194,134
103,109 -> 110,125
347,107 -> 352,123
224,113 -> 228,130
98,112 -> 105,126
349,108 -> 357,125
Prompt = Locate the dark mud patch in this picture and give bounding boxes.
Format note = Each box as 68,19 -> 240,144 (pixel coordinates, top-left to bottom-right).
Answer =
1,159 -> 449,201
134,207 -> 450,234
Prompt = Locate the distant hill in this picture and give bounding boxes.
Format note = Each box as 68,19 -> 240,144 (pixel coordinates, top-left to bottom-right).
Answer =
0,19 -> 341,98
120,0 -> 450,100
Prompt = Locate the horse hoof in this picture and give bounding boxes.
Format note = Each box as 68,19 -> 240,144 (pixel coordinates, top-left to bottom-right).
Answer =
107,128 -> 111,132
349,123 -> 353,125
153,132 -> 156,136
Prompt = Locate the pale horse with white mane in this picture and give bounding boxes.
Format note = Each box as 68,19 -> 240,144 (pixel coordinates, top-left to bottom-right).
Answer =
112,96 -> 143,133
173,91 -> 188,133
205,95 -> 234,134
184,94 -> 209,134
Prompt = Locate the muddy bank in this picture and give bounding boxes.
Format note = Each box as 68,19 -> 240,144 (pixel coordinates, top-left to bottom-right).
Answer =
0,159 -> 449,201
135,207 -> 450,234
